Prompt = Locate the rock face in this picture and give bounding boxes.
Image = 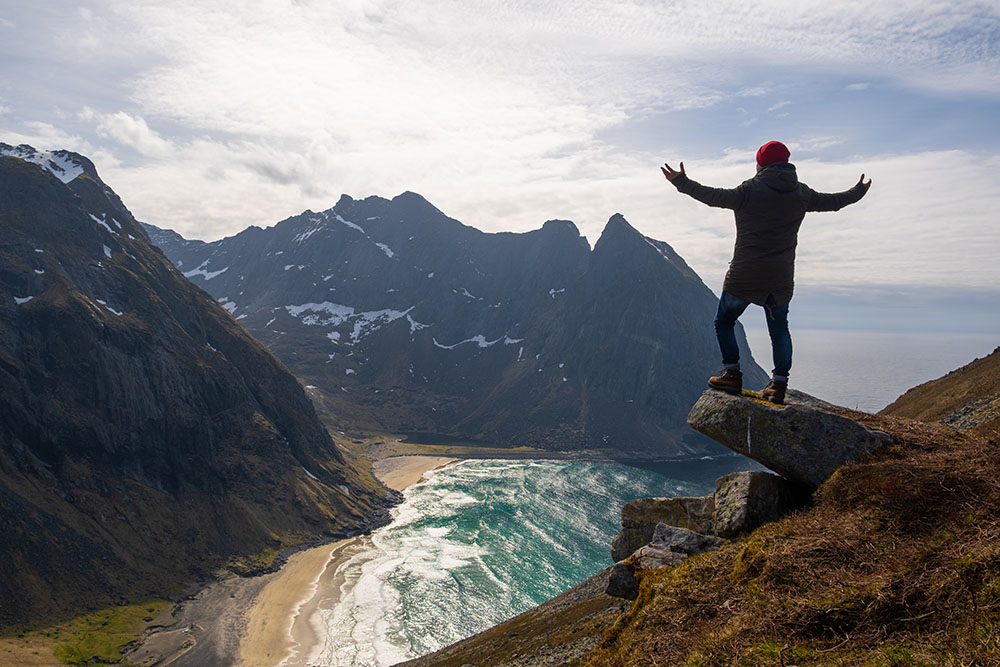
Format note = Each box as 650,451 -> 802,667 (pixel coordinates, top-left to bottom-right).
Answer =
686,389 -> 892,487
607,523 -> 724,599
144,198 -> 767,457
0,145 -> 392,626
712,471 -> 811,538
611,495 -> 714,562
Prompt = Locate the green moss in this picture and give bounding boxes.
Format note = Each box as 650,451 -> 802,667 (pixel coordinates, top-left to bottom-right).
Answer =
225,546 -> 279,576
870,643 -> 931,666
47,599 -> 172,665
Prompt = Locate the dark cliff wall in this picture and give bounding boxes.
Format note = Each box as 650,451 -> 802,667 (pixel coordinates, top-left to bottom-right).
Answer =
0,154 -> 392,626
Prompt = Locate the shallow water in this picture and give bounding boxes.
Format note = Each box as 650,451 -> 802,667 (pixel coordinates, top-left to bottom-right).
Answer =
307,456 -> 756,666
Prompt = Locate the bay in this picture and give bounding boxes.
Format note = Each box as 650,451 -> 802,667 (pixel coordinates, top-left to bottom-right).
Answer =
307,455 -> 757,666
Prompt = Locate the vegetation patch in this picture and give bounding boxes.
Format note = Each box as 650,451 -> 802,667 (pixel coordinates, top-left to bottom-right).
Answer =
0,599 -> 173,666
225,546 -> 280,576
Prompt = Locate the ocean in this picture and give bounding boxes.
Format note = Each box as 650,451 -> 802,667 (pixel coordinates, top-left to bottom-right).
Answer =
743,328 -> 997,412
305,456 -> 760,666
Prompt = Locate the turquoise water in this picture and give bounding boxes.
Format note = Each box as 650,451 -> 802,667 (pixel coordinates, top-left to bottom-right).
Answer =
309,456 -> 758,666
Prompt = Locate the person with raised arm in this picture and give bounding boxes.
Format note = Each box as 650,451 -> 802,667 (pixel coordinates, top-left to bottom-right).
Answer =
661,141 -> 871,405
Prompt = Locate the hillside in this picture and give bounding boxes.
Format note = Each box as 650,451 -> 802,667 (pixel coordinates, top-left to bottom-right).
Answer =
145,197 -> 767,458
881,346 -> 1000,439
0,145 -> 395,628
404,407 -> 1000,665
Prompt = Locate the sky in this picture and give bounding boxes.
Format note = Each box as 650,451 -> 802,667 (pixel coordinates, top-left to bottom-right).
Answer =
2,1 -> 999,333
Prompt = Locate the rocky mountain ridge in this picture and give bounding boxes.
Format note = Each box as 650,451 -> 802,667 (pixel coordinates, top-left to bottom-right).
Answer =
0,143 -> 393,627
146,192 -> 767,457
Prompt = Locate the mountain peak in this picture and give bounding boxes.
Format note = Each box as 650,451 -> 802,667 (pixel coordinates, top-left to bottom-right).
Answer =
0,142 -> 98,184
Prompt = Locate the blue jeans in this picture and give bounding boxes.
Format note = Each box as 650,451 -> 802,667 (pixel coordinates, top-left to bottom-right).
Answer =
714,291 -> 791,380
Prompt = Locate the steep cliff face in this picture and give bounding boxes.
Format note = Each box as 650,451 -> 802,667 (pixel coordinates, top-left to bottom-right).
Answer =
147,199 -> 766,457
0,146 -> 392,627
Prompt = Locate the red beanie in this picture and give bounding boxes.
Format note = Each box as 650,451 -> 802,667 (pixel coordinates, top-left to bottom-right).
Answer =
756,141 -> 790,167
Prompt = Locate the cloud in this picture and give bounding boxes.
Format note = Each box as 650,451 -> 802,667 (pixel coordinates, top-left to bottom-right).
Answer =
845,82 -> 870,91
2,0 -> 997,298
94,111 -> 171,157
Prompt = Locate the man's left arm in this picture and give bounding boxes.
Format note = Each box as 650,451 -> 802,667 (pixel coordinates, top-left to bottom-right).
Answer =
806,174 -> 872,212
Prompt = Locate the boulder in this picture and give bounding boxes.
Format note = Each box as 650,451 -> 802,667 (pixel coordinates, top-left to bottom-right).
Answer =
606,523 -> 723,599
712,471 -> 811,538
686,389 -> 892,487
611,495 -> 714,562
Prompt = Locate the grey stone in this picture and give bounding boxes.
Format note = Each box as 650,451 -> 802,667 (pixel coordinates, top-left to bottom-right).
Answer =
712,471 -> 811,538
647,522 -> 724,555
686,389 -> 892,487
606,523 -> 722,600
605,561 -> 641,599
610,495 -> 714,562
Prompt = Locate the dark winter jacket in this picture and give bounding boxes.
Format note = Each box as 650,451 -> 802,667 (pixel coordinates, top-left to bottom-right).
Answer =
672,162 -> 867,305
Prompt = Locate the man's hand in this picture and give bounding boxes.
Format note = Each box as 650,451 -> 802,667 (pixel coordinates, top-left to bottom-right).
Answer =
661,162 -> 685,183
858,173 -> 872,192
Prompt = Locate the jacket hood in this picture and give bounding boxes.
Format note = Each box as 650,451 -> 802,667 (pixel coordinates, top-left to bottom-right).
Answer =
757,162 -> 799,193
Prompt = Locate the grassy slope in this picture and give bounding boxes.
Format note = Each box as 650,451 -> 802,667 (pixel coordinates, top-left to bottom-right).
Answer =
881,346 -> 1000,439
586,411 -> 1000,666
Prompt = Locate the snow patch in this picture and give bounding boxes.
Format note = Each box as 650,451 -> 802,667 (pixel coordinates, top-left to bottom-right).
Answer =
34,248 -> 44,253
345,368 -> 356,375
504,336 -> 524,345
427,272 -> 434,278
14,296 -> 33,304
103,245 -> 112,258
1,145 -> 84,183
293,223 -> 324,244
407,314 -> 431,334
89,214 -> 117,235
549,288 -> 566,298
95,299 -> 123,316
218,297 -> 237,314
34,269 -> 44,274
302,467 -> 320,481
375,242 -> 395,258
183,261 -> 229,281
330,212 -> 366,234
286,302 -> 413,343
433,334 -> 503,350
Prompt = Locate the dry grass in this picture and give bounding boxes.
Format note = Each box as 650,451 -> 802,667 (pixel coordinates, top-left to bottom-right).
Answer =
586,413 -> 1000,666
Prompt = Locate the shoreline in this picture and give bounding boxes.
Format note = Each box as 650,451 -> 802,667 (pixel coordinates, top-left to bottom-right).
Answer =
240,455 -> 457,666
127,454 -> 459,667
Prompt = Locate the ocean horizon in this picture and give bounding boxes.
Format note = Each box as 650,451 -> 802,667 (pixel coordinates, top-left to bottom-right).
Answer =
743,327 -> 997,413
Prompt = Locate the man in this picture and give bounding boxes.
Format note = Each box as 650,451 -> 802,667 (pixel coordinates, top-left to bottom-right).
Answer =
661,141 -> 871,405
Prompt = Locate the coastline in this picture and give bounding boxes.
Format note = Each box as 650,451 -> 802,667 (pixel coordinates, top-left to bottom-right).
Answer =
128,454 -> 458,667
240,455 -> 457,666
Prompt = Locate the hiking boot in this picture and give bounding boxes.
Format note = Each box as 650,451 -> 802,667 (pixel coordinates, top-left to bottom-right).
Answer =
761,380 -> 787,405
708,368 -> 742,395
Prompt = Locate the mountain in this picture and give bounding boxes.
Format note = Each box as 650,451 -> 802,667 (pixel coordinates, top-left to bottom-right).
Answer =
145,194 -> 767,457
881,345 -> 1000,438
0,144 -> 394,627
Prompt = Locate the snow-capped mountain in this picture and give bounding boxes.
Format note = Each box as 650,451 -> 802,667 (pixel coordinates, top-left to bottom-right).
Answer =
147,193 -> 767,457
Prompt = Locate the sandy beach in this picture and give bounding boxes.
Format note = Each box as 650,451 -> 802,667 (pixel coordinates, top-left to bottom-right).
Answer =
124,454 -> 458,667
240,455 -> 457,666
238,455 -> 456,666
372,454 -> 458,491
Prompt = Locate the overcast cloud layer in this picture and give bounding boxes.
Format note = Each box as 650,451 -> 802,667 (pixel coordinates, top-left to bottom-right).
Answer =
2,1 -> 999,303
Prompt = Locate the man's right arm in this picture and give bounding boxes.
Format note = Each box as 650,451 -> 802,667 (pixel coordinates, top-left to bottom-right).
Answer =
661,162 -> 746,210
